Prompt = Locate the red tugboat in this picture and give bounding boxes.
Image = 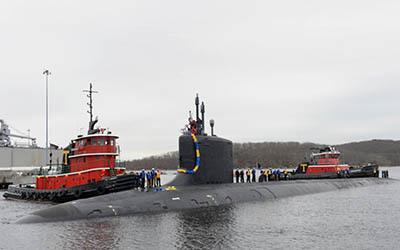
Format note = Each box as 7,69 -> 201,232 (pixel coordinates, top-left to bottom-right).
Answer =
4,84 -> 140,202
294,146 -> 350,178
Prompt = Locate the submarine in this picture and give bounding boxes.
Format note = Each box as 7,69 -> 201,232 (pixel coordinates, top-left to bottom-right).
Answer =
17,95 -> 394,224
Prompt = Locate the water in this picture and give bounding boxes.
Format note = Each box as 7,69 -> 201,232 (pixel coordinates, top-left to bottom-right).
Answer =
1,168 -> 400,249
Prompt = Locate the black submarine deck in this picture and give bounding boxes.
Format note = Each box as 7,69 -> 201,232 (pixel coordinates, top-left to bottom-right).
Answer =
17,177 -> 394,224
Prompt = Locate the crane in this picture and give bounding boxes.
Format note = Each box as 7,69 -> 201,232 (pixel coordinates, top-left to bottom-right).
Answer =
0,119 -> 37,147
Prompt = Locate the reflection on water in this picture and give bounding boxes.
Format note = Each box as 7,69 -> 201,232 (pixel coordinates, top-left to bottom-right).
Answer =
61,220 -> 121,250
174,206 -> 236,249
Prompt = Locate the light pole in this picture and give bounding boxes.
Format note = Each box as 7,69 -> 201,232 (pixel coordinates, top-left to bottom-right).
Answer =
43,69 -> 51,166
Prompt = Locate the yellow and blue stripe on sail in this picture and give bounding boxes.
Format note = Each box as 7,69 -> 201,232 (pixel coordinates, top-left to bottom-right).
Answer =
177,133 -> 200,175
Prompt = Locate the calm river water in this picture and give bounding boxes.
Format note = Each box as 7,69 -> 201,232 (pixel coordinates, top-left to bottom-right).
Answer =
0,167 -> 399,250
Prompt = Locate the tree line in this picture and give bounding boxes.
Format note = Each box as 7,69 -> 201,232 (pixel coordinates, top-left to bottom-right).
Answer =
122,139 -> 400,170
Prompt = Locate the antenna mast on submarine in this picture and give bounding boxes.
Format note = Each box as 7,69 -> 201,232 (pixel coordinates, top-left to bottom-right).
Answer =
201,101 -> 205,135
195,94 -> 206,135
195,94 -> 200,121
186,94 -> 213,136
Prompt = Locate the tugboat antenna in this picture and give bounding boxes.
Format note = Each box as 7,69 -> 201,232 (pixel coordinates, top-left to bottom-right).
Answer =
83,83 -> 98,124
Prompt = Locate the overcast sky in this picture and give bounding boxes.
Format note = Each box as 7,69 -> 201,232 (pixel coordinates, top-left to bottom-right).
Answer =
1,1 -> 400,159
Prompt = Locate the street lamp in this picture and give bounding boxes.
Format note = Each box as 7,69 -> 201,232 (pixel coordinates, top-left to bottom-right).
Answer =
43,69 -> 51,166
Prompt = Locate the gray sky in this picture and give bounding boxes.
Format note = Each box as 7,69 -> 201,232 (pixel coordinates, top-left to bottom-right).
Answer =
1,0 -> 400,159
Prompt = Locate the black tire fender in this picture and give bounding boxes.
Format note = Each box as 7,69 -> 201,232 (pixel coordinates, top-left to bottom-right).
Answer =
48,192 -> 56,201
57,189 -> 66,197
73,188 -> 82,198
97,186 -> 106,195
32,193 -> 38,200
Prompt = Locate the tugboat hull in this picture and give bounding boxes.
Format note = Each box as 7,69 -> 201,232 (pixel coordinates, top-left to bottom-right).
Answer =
3,174 -> 140,203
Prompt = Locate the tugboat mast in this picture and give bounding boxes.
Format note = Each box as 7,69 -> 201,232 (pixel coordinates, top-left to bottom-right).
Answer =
83,83 -> 98,124
83,83 -> 99,134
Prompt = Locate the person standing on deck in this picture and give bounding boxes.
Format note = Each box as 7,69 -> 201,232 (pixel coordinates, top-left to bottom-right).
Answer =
284,169 -> 288,180
140,169 -> 146,189
240,170 -> 245,183
246,168 -> 251,183
151,168 -> 156,188
276,169 -> 281,181
146,171 -> 152,188
264,169 -> 269,182
252,168 -> 256,182
262,169 -> 267,182
235,169 -> 240,183
259,170 -> 264,182
156,169 -> 161,187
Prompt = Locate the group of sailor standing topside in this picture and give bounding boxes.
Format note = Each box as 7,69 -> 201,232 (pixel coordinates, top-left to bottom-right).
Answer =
234,166 -> 290,183
138,168 -> 162,189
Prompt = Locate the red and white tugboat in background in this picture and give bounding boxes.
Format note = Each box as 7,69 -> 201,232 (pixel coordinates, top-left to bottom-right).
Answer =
294,146 -> 350,178
4,84 -> 140,202
294,146 -> 379,179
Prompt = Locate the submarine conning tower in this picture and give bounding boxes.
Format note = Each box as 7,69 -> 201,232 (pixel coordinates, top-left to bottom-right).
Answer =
169,94 -> 233,186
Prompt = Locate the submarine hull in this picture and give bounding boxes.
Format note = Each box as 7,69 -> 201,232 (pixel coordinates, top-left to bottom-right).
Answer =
17,177 -> 394,224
